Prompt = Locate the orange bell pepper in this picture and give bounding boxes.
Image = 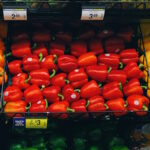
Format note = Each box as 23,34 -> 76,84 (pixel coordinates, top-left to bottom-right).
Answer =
0,67 -> 7,85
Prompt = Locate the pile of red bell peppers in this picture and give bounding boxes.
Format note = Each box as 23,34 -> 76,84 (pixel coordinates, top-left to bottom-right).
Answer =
3,25 -> 149,117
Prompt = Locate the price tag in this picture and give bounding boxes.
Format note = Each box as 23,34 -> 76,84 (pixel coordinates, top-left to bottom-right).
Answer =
26,117 -> 48,129
3,8 -> 27,21
81,8 -> 105,21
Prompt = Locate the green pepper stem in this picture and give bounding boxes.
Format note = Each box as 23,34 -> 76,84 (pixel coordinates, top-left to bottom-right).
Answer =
45,99 -> 48,109
143,105 -> 148,111
119,62 -> 123,69
51,36 -> 55,41
119,83 -> 122,91
98,83 -> 102,88
58,93 -> 64,100
31,43 -> 37,50
139,63 -> 144,69
4,52 -> 11,58
124,102 -> 128,108
39,53 -> 43,62
24,76 -> 31,83
65,79 -> 70,84
50,69 -> 56,78
53,55 -> 58,64
74,89 -> 80,93
141,85 -> 147,90
41,85 -> 45,91
67,107 -> 75,112
86,100 -> 90,108
26,103 -> 31,110
104,103 -> 109,110
107,67 -> 112,73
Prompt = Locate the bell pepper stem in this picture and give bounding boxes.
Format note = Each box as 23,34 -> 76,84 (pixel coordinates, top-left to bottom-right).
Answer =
119,83 -> 122,91
58,93 -> 64,100
45,99 -> 48,109
104,103 -> 109,110
24,76 -> 31,83
53,54 -> 58,64
98,83 -> 102,88
107,67 -> 112,73
26,103 -> 31,110
65,79 -> 70,84
31,43 -> 37,50
143,105 -> 148,111
86,100 -> 90,108
139,63 -> 144,69
39,53 -> 43,62
50,69 -> 56,78
52,36 -> 55,41
67,107 -> 75,112
124,102 -> 128,108
4,52 -> 11,58
119,62 -> 123,69
74,89 -> 80,93
141,85 -> 147,90
41,85 -> 45,91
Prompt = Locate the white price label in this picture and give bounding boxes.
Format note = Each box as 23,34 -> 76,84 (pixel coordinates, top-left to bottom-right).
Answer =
81,8 -> 105,21
3,9 -> 27,21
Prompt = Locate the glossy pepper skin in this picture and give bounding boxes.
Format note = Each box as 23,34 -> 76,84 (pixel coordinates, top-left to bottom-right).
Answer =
87,96 -> 106,112
12,73 -> 30,90
70,41 -> 87,57
23,55 -> 40,72
105,37 -> 125,53
4,85 -> 23,102
29,68 -> 50,87
68,68 -> 88,88
98,53 -> 120,70
102,81 -> 123,100
86,64 -> 108,82
51,73 -> 68,88
71,99 -> 87,112
8,60 -> 22,75
107,70 -> 127,85
89,39 -> 104,55
80,80 -> 101,98
78,52 -> 97,67
33,43 -> 48,57
24,85 -> 43,103
124,62 -> 143,79
4,100 -> 26,117
106,98 -> 127,117
58,55 -> 78,73
42,86 -> 62,103
123,78 -> 143,97
40,55 -> 57,71
120,49 -> 139,65
127,95 -> 149,116
11,40 -> 31,58
29,99 -> 48,112
62,84 -> 80,103
49,41 -> 65,56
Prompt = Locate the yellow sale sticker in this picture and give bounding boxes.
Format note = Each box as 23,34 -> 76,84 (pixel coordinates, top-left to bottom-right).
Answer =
26,118 -> 48,129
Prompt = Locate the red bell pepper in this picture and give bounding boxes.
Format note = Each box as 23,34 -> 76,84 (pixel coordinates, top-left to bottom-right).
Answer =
70,41 -> 87,57
11,40 -> 31,58
12,73 -> 30,90
107,70 -> 127,85
106,98 -> 127,116
58,55 -> 78,73
78,52 -> 97,67
71,79 -> 88,89
123,78 -> 144,97
40,55 -> 57,71
42,86 -> 63,103
24,85 -> 43,103
49,41 -> 65,56
71,99 -> 87,112
8,60 -> 22,75
127,94 -> 149,116
86,64 -> 108,82
105,37 -> 125,53
4,100 -> 26,117
87,96 -> 106,112
98,53 -> 122,70
97,28 -> 114,38
12,32 -> 29,42
80,80 -> 101,98
55,32 -> 72,43
4,85 -> 23,102
89,38 -> 104,55
124,62 -> 143,79
33,43 -> 48,58
102,81 -> 123,100
78,29 -> 95,40
62,84 -> 80,103
51,73 -> 68,88
29,68 -> 50,87
120,49 -> 139,65
29,99 -> 48,112
23,55 -> 40,72
32,31 -> 51,42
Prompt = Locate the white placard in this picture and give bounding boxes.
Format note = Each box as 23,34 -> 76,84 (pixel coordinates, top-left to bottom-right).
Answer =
81,8 -> 105,21
3,8 -> 27,21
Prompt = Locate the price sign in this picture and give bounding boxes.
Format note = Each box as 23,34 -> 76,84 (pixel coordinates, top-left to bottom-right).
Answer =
3,8 -> 27,21
26,117 -> 48,129
81,8 -> 105,21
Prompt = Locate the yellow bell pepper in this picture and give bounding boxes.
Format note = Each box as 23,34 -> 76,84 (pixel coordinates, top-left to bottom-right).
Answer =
0,67 -> 7,85
140,51 -> 150,69
138,36 -> 150,51
143,69 -> 150,84
147,89 -> 150,98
